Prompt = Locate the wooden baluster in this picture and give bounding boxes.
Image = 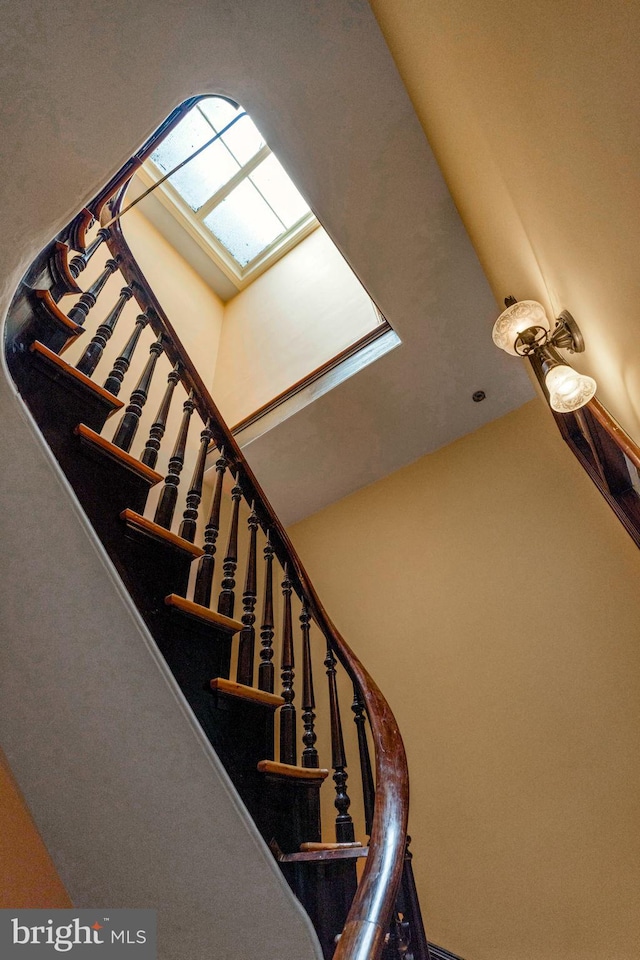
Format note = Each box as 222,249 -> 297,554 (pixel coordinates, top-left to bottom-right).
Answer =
177,418 -> 212,543
112,335 -> 164,452
66,257 -> 118,326
279,565 -> 297,766
324,641 -> 355,842
103,312 -> 149,396
217,479 -> 241,618
352,683 -> 375,838
68,229 -> 108,279
154,390 -> 195,530
393,837 -> 431,960
140,363 -> 181,468
300,600 -> 319,768
75,285 -> 133,377
258,534 -> 275,693
193,448 -> 227,607
236,503 -> 259,686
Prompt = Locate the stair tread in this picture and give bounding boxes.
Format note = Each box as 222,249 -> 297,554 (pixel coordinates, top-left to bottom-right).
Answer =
257,759 -> 330,781
210,677 -> 284,707
34,289 -> 85,344
166,595 -> 243,634
278,846 -> 369,863
75,424 -> 164,485
299,841 -> 363,851
30,340 -> 123,409
120,509 -> 204,558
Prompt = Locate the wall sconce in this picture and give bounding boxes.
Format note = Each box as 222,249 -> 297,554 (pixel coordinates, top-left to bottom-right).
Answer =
492,298 -> 597,413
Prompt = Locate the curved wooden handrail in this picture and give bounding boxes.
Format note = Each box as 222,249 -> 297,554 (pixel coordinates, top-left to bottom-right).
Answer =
588,396 -> 640,473
104,183 -> 410,959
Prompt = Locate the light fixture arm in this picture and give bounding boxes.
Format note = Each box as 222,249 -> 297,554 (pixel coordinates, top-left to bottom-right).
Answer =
548,311 -> 584,353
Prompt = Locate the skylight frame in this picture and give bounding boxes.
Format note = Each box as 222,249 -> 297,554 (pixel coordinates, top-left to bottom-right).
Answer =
141,98 -> 319,289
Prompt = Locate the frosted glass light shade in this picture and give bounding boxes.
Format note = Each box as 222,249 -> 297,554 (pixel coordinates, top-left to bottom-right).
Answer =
545,364 -> 597,413
492,300 -> 550,356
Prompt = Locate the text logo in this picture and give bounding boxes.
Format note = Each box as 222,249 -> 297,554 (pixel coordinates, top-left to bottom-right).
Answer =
0,910 -> 156,958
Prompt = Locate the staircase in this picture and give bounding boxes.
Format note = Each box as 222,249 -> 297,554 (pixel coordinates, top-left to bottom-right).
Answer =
4,101 -> 438,960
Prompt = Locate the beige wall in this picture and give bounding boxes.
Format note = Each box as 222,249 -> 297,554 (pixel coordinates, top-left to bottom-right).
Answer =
0,750 -> 71,908
370,0 -> 640,443
289,398 -> 640,960
122,207 -> 225,382
212,228 -> 379,427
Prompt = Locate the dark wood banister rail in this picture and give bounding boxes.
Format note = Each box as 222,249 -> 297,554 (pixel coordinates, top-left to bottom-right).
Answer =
101,175 -> 410,957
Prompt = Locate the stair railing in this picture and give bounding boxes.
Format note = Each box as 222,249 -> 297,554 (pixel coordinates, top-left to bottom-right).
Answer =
104,180 -> 412,960
4,104 -> 428,960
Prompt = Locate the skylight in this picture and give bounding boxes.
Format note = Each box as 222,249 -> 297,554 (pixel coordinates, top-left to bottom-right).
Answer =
148,97 -> 316,281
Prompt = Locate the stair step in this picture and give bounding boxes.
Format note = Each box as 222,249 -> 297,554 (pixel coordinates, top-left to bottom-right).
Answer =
75,424 -> 164,485
278,845 -> 369,864
299,841 -> 363,851
210,677 -> 284,706
120,509 -> 204,558
257,760 -> 329,781
30,340 -> 123,412
166,596 -> 243,636
33,289 -> 86,352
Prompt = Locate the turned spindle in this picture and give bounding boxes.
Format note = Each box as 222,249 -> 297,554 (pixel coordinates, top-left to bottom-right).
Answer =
352,683 -> 375,837
300,600 -> 319,768
178,418 -> 213,543
258,534 -> 275,693
140,362 -> 181,468
66,257 -> 118,326
217,478 -> 241,618
112,335 -> 164,452
103,313 -> 149,396
193,448 -> 227,608
68,229 -> 108,279
154,390 -> 195,530
236,503 -> 259,686
324,641 -> 355,842
279,565 -> 296,766
75,286 -> 133,377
